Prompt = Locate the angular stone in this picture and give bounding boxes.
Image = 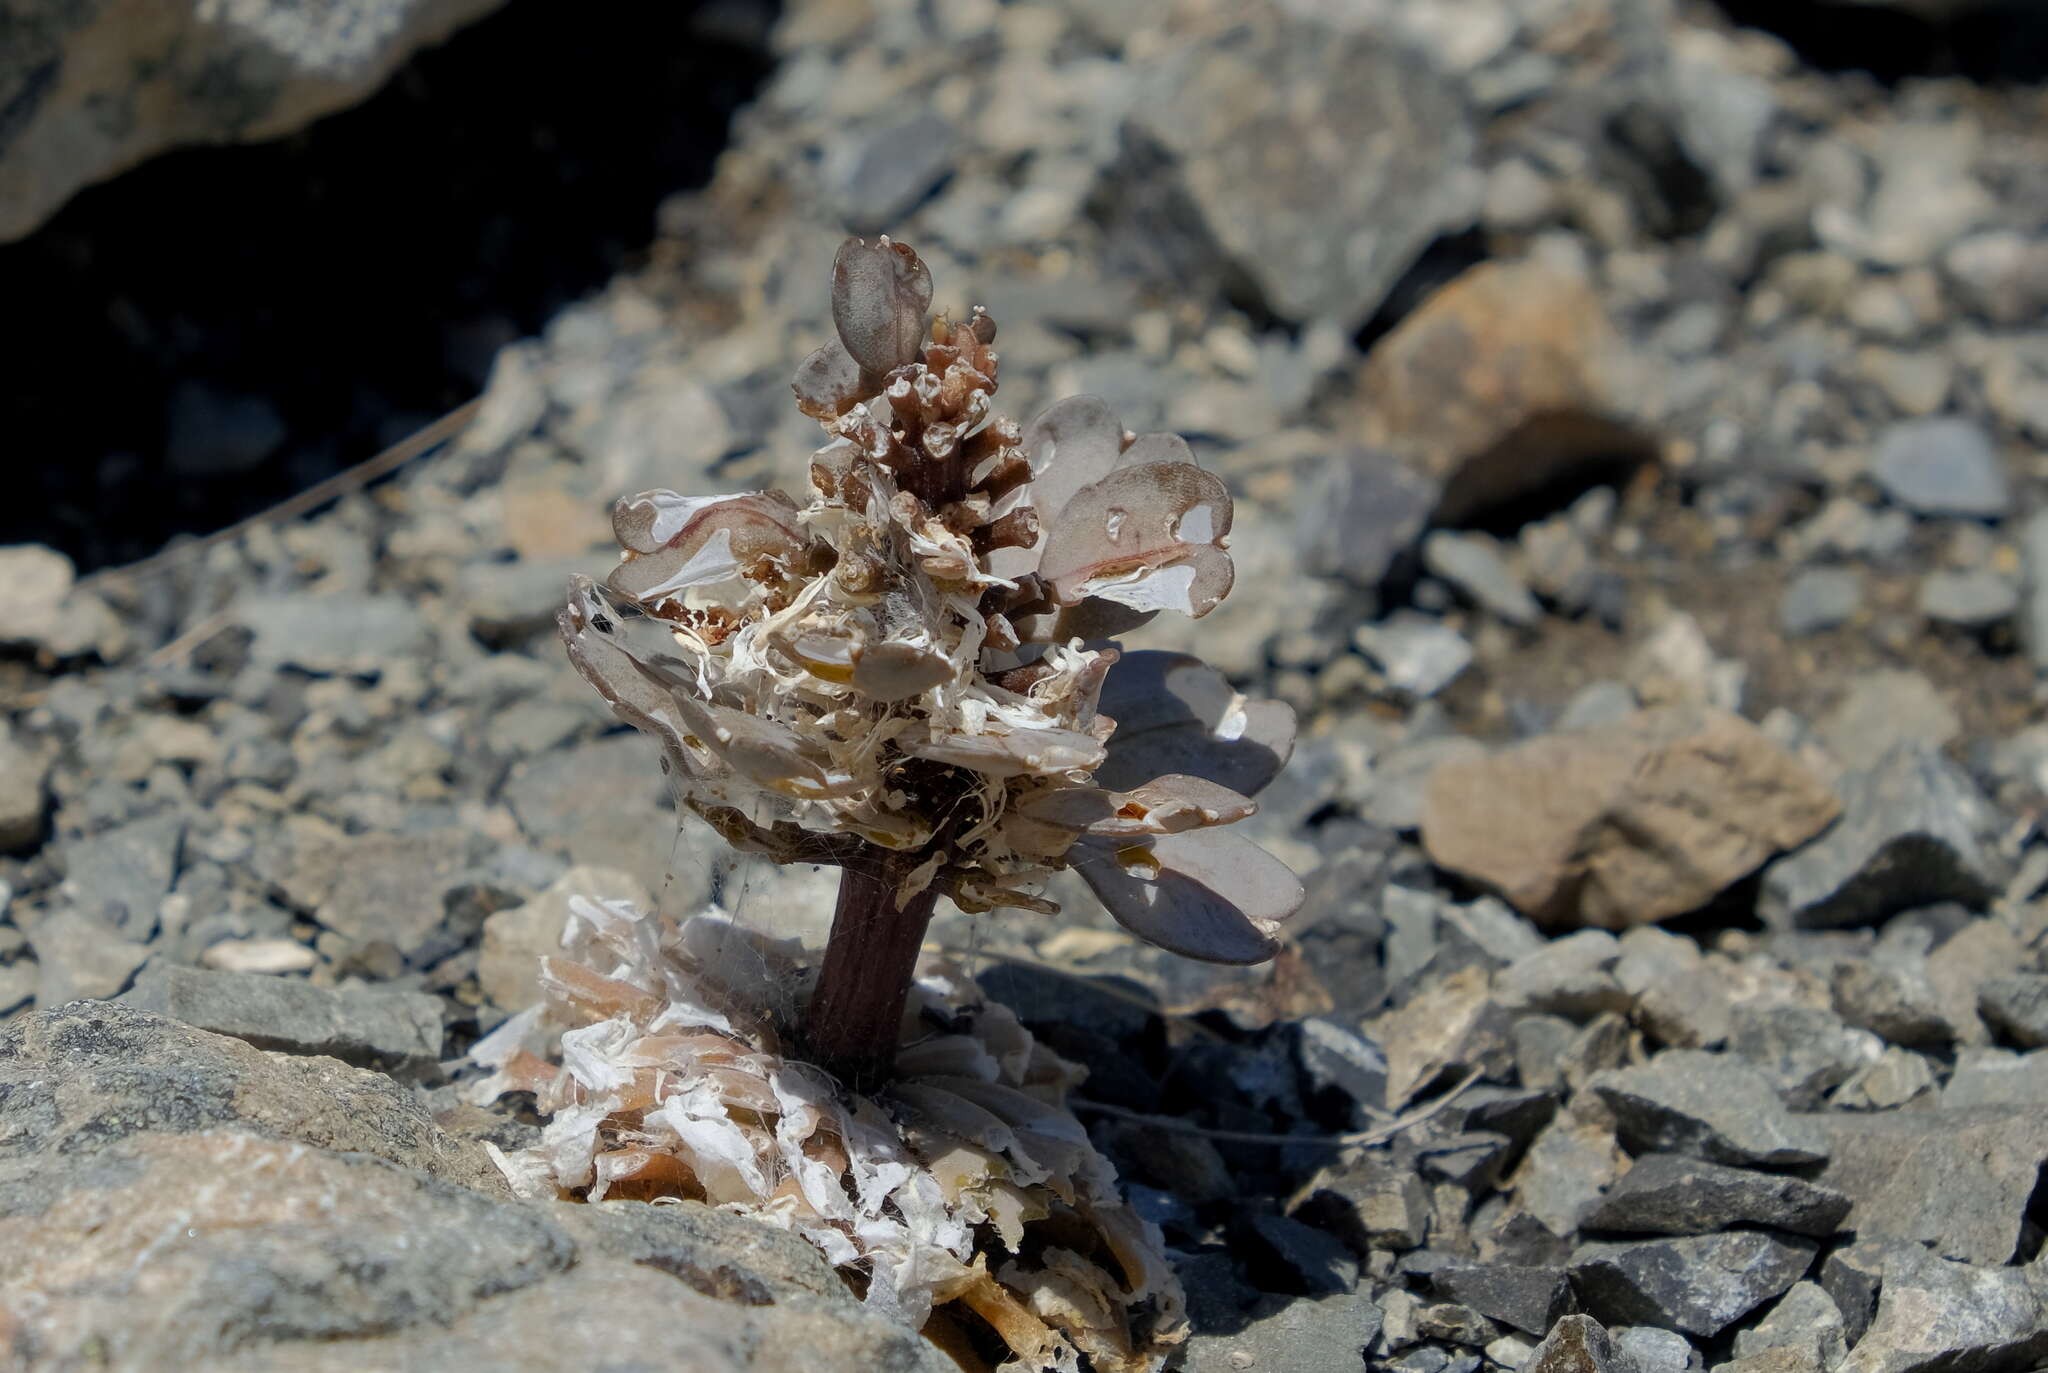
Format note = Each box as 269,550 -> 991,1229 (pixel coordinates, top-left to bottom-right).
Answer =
1369,965 -> 1513,1108
1494,930 -> 1630,1019
1358,259 -> 1649,526
1423,530 -> 1542,627
0,544 -> 124,658
58,811 -> 186,940
1613,926 -> 1731,1050
1816,670 -> 1961,764
1295,1017 -> 1389,1118
1732,1282 -> 1845,1368
1778,566 -> 1863,638
503,734 -> 678,893
124,965 -> 443,1070
1299,449 -> 1438,588
1820,1238 -> 1900,1347
1570,1232 -> 1818,1337
1237,1211 -> 1358,1297
1508,1098 -> 1628,1238
1111,9 -> 1478,328
1432,1263 -> 1573,1337
237,592 -> 436,676
312,829 -> 486,963
1810,1107 -> 2048,1265
1582,1153 -> 1850,1240
1941,1048 -> 2048,1108
1978,974 -> 2048,1047
1423,705 -> 1839,929
1841,1247 -> 2048,1373
1589,1052 -> 1831,1167
1761,745 -> 2009,930
1296,1156 -> 1431,1253
1831,1046 -> 1937,1110
1355,614 -> 1474,699
1526,1315 -> 1636,1373
0,725 -> 52,850
1614,1326 -> 1703,1373
1726,1003 -> 1883,1110
1182,1291 -> 1383,1373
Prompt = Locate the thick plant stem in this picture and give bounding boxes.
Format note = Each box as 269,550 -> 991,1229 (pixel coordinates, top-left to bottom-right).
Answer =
807,855 -> 941,1090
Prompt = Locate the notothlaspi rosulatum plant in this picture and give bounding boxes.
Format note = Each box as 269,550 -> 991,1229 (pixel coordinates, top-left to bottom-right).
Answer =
476,238 -> 1302,1371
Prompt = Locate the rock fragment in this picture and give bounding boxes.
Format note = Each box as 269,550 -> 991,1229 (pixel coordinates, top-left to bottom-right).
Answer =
1868,416 -> 2009,518
1423,705 -> 1839,928
1581,1153 -> 1850,1239
1570,1231 -> 1817,1337
125,964 -> 443,1070
1841,1247 -> 2048,1373
1812,1106 -> 2048,1265
1589,1051 -> 1830,1167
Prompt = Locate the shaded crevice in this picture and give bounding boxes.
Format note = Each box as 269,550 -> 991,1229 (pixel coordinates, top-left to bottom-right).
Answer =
1710,0 -> 2048,84
0,0 -> 777,572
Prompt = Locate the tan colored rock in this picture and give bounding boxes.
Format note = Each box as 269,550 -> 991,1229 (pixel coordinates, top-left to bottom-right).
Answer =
1357,258 -> 1653,524
1421,706 -> 1841,929
479,864 -> 652,1011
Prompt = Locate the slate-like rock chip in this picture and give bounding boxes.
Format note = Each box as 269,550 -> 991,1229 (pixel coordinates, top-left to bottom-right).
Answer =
1811,1106 -> 2048,1265
124,963 -> 445,1070
1570,1231 -> 1818,1336
1581,1152 -> 1850,1239
1588,1051 -> 1831,1166
1432,1263 -> 1574,1337
1841,1246 -> 2048,1373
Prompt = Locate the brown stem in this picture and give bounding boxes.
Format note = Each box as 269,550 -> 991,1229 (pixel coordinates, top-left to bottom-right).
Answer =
806,851 -> 941,1090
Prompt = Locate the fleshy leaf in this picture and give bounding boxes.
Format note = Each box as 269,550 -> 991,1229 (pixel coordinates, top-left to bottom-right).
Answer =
853,640 -> 955,702
792,338 -> 868,421
1115,431 -> 1195,469
606,494 -> 808,609
1094,651 -> 1295,796
1071,829 -> 1302,964
904,725 -> 1107,779
833,236 -> 933,378
1017,774 -> 1255,836
1036,462 -> 1234,618
1019,395 -> 1123,534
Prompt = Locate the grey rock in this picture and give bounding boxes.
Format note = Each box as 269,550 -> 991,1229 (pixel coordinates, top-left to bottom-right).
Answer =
457,555 -> 591,644
1732,1282 -> 1845,1368
1726,1003 -> 1883,1109
502,734 -> 678,892
825,110 -> 957,233
2018,509 -> 2048,669
237,592 -> 436,676
0,0 -> 505,242
0,724 -> 52,850
1509,1100 -> 1629,1238
1812,1106 -> 2048,1265
1432,1263 -> 1572,1337
1424,530 -> 1544,627
1581,1153 -> 1851,1240
304,829 -> 488,964
1356,614 -> 1474,699
1521,513 -> 1598,613
1942,1048 -> 2048,1108
1299,448 -> 1439,586
1831,1045 -> 1937,1110
1570,1231 -> 1818,1337
1589,1051 -> 1831,1167
1182,1291 -> 1382,1373
1111,16 -> 1478,328
1359,734 -> 1488,832
124,964 -> 443,1070
1511,1014 -> 1576,1094
1918,568 -> 2019,627
1494,929 -> 1629,1019
1615,1326 -> 1703,1373
1868,417 -> 2009,518
1761,744 -> 2009,930
1943,230 -> 2048,328
1556,681 -> 1640,733
1816,669 -> 1959,764
1841,1246 -> 2048,1373
1778,566 -> 1863,637
1979,974 -> 2048,1046
58,811 -> 186,940
1820,1238 -> 1900,1347
25,904 -> 151,1003
1831,958 -> 1954,1047
1525,1315 -> 1638,1373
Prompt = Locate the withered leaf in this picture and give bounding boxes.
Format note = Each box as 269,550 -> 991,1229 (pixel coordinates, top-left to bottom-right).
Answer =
1071,828 -> 1302,965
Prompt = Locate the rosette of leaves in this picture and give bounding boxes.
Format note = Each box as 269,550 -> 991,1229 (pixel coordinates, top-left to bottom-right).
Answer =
472,893 -> 1187,1373
556,235 -> 1302,1084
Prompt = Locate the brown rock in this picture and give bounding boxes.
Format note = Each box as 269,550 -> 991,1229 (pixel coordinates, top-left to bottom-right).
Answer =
1357,258 -> 1653,525
1421,705 -> 1841,929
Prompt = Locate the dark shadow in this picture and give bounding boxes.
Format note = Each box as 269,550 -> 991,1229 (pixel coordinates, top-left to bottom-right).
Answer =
1712,0 -> 2048,83
0,0 -> 777,571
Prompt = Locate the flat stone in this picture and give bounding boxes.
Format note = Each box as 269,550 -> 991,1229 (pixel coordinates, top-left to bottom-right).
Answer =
1941,1048 -> 2048,1108
1570,1232 -> 1818,1337
1507,1098 -> 1628,1238
1432,1263 -> 1572,1337
1424,530 -> 1543,627
26,904 -> 150,1004
124,964 -> 443,1070
1588,1051 -> 1830,1167
1296,1155 -> 1431,1253
236,592 -> 436,676
1978,974 -> 2048,1046
1368,965 -> 1513,1108
58,811 -> 186,941
1820,1238 -> 1900,1347
1868,417 -> 2009,518
1237,1210 -> 1359,1297
0,725 -> 52,850
310,829 -> 486,963
1612,926 -> 1732,1050
1356,614 -> 1474,699
1810,1106 -> 2048,1265
502,734 -> 678,893
824,110 -> 957,233
1841,1247 -> 2048,1373
1494,930 -> 1630,1019
1424,705 -> 1839,929
1614,1326 -> 1704,1373
1761,744 -> 2009,930
1581,1153 -> 1850,1239
0,544 -> 125,658
1295,1017 -> 1389,1118
1779,566 -> 1863,637
1919,569 -> 2020,627
1182,1291 -> 1383,1373
1831,958 -> 1954,1047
